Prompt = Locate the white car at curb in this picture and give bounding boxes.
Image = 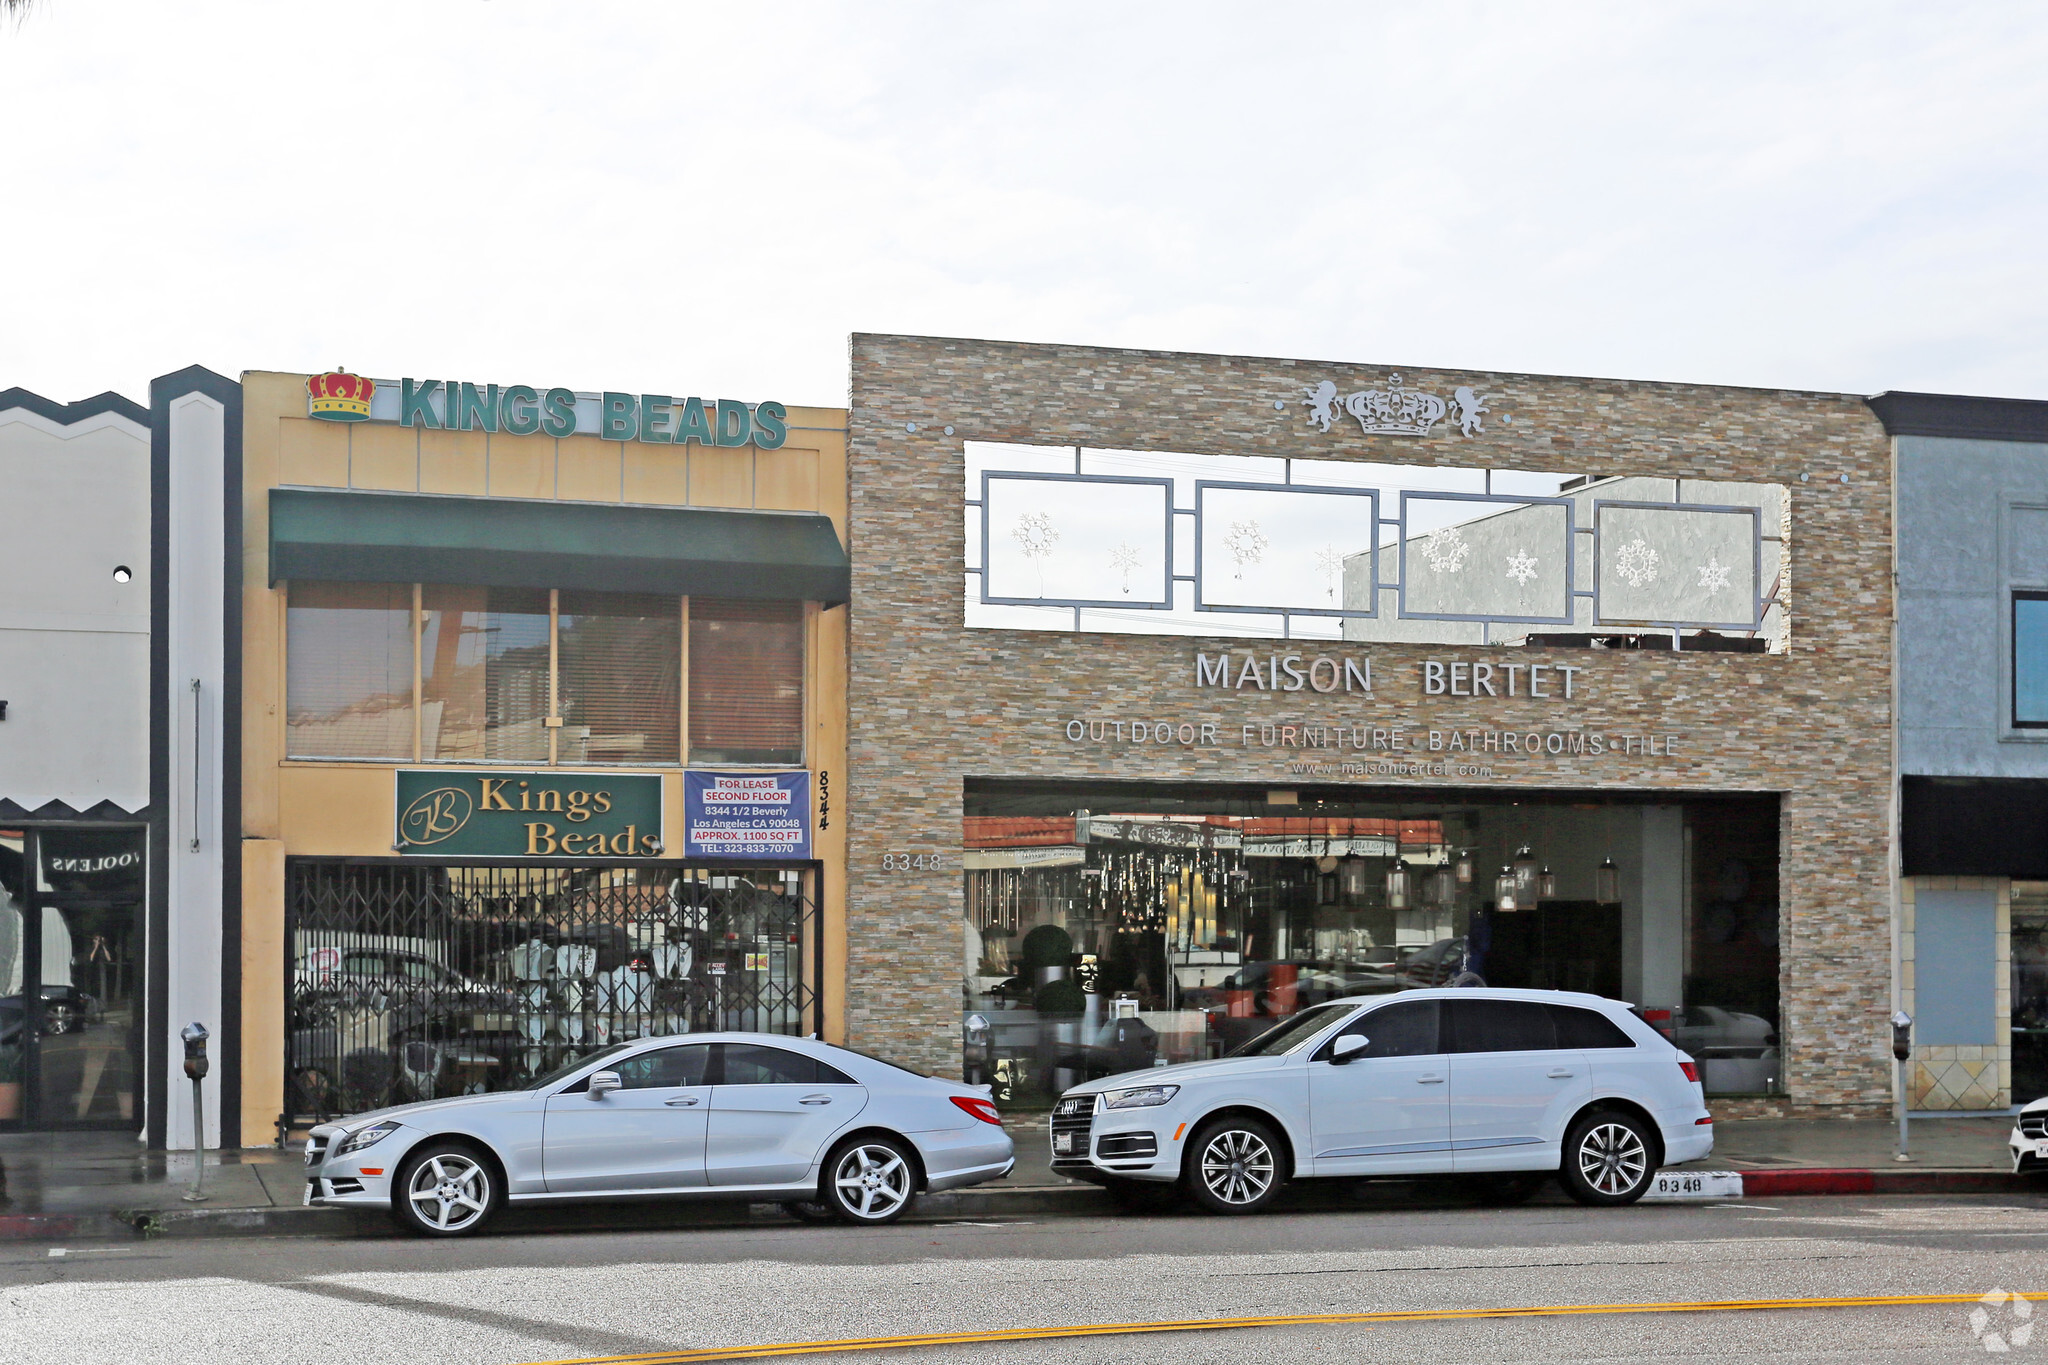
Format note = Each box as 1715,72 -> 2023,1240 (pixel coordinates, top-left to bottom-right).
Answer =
1052,987 -> 1713,1213
304,1032 -> 1015,1235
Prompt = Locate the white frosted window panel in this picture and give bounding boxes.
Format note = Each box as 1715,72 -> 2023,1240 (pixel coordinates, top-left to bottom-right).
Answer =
982,475 -> 1170,605
1401,499 -> 1571,621
1196,486 -> 1377,613
1597,505 -> 1759,626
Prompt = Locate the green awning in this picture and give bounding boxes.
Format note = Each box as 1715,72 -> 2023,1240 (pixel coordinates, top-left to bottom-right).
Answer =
269,488 -> 849,604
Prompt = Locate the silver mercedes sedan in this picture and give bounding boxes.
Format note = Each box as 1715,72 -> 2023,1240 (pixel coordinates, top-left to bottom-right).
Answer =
303,1032 -> 1015,1235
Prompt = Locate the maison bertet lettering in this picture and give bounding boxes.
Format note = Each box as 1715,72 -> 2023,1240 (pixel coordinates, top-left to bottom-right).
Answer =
1193,652 -> 1581,700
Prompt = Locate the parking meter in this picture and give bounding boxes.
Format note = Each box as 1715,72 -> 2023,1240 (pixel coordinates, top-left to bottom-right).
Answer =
181,1022 -> 210,1080
180,1023 -> 210,1201
1891,1011 -> 1912,1161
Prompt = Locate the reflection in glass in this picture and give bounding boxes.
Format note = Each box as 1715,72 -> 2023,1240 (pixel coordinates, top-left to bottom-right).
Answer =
2016,595 -> 2048,727
286,582 -> 415,759
981,475 -> 1170,606
1196,485 -> 1376,615
1596,504 -> 1760,627
1397,497 -> 1572,622
964,444 -> 1788,650
961,788 -> 1783,1103
421,586 -> 551,763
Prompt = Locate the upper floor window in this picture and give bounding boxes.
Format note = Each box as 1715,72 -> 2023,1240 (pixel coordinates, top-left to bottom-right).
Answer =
689,598 -> 804,766
286,582 -> 415,760
2016,592 -> 2048,728
286,583 -> 800,766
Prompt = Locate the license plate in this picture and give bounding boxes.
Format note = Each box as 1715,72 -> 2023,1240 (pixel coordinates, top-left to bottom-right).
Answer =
1053,1133 -> 1073,1155
2034,1141 -> 2048,1160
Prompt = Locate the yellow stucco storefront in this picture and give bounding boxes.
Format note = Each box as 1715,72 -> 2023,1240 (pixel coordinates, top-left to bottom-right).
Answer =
234,370 -> 849,1146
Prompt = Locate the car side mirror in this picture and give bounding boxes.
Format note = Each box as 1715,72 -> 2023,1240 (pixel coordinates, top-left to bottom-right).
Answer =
587,1070 -> 621,1098
1330,1034 -> 1368,1065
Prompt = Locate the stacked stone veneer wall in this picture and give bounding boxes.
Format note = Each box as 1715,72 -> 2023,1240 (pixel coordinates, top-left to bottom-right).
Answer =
845,333 -> 1894,1109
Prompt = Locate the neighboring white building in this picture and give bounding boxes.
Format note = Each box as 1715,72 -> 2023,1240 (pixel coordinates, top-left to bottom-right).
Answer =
0,373 -> 238,1149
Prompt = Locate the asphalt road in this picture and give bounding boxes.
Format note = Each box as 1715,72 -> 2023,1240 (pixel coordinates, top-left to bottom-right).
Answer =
5,1191 -> 2048,1364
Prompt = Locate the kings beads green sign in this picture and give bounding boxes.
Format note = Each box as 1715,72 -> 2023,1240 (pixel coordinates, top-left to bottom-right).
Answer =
372,379 -> 788,449
395,770 -> 665,858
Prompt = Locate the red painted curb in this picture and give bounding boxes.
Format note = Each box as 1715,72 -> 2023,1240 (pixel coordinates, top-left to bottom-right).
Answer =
0,1215 -> 80,1239
1742,1168 -> 2024,1196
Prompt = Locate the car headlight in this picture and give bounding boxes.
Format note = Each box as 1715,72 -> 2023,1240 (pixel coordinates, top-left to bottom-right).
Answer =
336,1121 -> 400,1156
1100,1084 -> 1179,1110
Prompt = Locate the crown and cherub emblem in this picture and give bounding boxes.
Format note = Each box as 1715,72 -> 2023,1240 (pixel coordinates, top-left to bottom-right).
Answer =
306,368 -> 377,422
1300,373 -> 1492,438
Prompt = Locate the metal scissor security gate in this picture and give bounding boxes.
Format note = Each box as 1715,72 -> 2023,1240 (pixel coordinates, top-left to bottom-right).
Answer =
284,859 -> 822,1124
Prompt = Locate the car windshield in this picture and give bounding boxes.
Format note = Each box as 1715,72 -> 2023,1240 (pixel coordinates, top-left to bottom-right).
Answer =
527,1042 -> 633,1090
1226,1003 -> 1359,1057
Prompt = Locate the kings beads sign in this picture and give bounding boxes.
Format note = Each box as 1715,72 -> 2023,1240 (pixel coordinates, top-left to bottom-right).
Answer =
304,369 -> 788,450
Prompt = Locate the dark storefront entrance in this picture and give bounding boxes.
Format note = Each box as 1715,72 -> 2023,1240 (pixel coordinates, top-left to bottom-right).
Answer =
284,857 -> 824,1123
0,828 -> 147,1130
963,781 -> 1781,1104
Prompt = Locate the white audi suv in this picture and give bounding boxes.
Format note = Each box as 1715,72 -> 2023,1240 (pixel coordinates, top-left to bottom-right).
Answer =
1052,987 -> 1712,1213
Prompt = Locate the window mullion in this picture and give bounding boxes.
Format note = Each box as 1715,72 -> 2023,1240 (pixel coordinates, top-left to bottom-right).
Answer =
549,588 -> 560,766
411,583 -> 423,762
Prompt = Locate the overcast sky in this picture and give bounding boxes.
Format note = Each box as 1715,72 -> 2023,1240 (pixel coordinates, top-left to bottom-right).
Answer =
5,2 -> 2047,409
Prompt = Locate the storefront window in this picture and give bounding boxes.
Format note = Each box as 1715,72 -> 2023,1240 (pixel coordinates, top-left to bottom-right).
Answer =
286,582 -> 415,759
286,583 -> 803,767
421,586 -> 551,763
689,598 -> 804,765
961,785 -> 1783,1104
2012,883 -> 2048,1104
558,592 -> 681,765
2015,593 -> 2048,727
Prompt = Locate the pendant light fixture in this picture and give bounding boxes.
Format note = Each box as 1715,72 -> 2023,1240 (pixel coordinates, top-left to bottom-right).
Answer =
1454,848 -> 1474,885
1431,867 -> 1457,908
1512,845 -> 1539,900
1340,857 -> 1369,899
1539,865 -> 1557,900
1385,863 -> 1410,910
1596,857 -> 1620,905
1494,865 -> 1518,913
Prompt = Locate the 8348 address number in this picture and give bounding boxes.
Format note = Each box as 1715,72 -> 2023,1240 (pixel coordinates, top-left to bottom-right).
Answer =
880,853 -> 953,871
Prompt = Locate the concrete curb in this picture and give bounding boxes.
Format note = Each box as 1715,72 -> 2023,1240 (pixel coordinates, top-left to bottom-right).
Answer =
1,1167 -> 2025,1243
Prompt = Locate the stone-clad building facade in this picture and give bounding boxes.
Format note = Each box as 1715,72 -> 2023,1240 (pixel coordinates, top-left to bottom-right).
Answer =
844,333 -> 1894,1112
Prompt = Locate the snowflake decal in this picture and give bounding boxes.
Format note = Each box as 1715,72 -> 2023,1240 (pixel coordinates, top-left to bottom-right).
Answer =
1109,541 -> 1141,594
1223,519 -> 1268,580
1421,525 -> 1469,573
1697,555 -> 1733,593
1011,511 -> 1059,595
1314,544 -> 1344,599
1613,536 -> 1659,588
1504,550 -> 1539,585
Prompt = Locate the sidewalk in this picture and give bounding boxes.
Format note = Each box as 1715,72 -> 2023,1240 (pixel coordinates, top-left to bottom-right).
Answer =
0,1113 -> 2026,1241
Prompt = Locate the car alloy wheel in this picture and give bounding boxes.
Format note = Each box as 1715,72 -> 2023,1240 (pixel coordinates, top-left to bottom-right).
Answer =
42,1004 -> 74,1036
1186,1118 -> 1284,1214
1561,1112 -> 1655,1206
396,1146 -> 498,1236
827,1139 -> 916,1224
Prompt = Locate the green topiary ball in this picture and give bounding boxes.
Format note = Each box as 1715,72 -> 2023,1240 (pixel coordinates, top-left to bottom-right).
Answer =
1034,978 -> 1087,1015
1019,923 -> 1075,970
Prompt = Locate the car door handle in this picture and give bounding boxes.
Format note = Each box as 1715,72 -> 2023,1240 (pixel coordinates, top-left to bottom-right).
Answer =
664,1096 -> 701,1107
799,1095 -> 833,1106
1416,1074 -> 1445,1085
1548,1069 -> 1575,1079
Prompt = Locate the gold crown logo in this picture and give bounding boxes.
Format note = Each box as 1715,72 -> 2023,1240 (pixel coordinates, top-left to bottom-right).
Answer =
307,368 -> 376,422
